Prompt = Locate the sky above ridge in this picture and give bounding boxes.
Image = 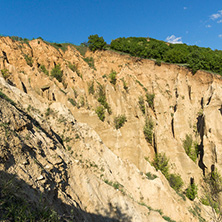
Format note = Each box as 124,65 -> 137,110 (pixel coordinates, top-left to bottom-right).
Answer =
0,0 -> 222,50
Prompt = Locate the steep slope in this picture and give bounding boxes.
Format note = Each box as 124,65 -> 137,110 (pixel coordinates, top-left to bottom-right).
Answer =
0,36 -> 222,221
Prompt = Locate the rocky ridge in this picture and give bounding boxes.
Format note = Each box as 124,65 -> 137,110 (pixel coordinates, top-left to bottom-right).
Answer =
0,36 -> 222,221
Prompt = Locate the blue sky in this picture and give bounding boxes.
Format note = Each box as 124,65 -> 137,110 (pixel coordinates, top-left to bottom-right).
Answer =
0,0 -> 222,50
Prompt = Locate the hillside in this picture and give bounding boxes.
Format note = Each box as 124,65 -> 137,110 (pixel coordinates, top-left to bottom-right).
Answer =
0,36 -> 222,221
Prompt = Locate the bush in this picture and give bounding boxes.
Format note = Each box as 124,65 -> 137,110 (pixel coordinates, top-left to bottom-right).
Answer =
168,174 -> 183,192
152,153 -> 169,178
68,62 -> 77,72
114,115 -> 127,129
88,34 -> 106,52
145,93 -> 155,110
96,106 -> 105,121
83,57 -> 96,70
40,65 -> 49,75
138,96 -> 145,114
109,70 -> 117,85
146,172 -> 157,180
1,69 -> 10,79
51,64 -> 63,82
152,153 -> 184,192
143,118 -> 153,144
24,54 -> 33,67
183,134 -> 198,162
97,84 -> 112,114
88,81 -> 95,95
186,183 -> 198,200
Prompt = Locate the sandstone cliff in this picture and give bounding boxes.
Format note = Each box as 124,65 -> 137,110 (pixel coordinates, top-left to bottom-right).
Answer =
0,36 -> 221,221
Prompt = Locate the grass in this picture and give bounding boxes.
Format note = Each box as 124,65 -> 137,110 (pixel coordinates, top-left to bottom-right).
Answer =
83,57 -> 96,70
0,174 -> 60,222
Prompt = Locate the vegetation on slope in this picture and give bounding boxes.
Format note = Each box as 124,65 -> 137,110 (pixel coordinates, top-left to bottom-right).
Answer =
110,37 -> 222,74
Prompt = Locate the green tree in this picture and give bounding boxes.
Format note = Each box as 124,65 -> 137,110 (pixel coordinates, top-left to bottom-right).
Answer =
88,34 -> 106,52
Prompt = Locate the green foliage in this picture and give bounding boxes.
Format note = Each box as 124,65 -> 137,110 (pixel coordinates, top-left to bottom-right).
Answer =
97,84 -> 111,114
68,98 -> 77,107
40,65 -> 49,75
145,93 -> 155,110
183,134 -> 198,162
45,108 -> 53,117
155,59 -> 161,66
143,118 -> 153,144
83,57 -> 96,70
114,115 -> 127,129
51,64 -> 63,82
68,62 -> 77,72
110,37 -> 222,75
95,106 -> 105,121
109,70 -> 117,85
1,69 -> 10,79
152,153 -> 169,178
24,54 -> 33,67
138,96 -> 146,114
88,81 -> 95,95
168,174 -> 183,192
203,168 -> 222,214
152,153 -> 184,192
121,78 -> 128,91
186,183 -> 198,200
74,43 -> 88,56
0,174 -> 60,222
162,216 -> 176,222
88,34 -> 106,52
146,172 -> 157,180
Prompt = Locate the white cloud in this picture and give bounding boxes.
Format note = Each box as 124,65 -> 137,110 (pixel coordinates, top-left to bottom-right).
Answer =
219,34 -> 222,38
217,19 -> 222,23
206,24 -> 211,28
210,10 -> 222,20
166,35 -> 183,44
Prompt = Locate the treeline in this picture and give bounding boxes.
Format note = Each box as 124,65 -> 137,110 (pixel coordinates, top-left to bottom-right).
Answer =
110,37 -> 222,75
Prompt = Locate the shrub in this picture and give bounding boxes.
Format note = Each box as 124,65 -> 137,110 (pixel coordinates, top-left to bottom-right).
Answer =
155,59 -> 161,66
40,65 -> 49,75
68,62 -> 77,72
114,115 -> 127,129
145,93 -> 155,110
96,106 -> 105,121
88,81 -> 95,95
152,153 -> 169,178
121,78 -> 128,91
168,174 -> 183,192
88,34 -> 106,52
68,98 -> 77,106
1,69 -> 10,79
109,70 -> 117,85
143,118 -> 153,144
97,84 -> 112,114
146,172 -> 157,180
83,57 -> 96,70
51,64 -> 63,82
24,54 -> 33,67
138,96 -> 145,114
186,183 -> 198,200
183,134 -> 198,162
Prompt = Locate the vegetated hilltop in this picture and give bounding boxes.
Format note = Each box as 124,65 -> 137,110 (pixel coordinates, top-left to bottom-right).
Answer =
0,35 -> 222,221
